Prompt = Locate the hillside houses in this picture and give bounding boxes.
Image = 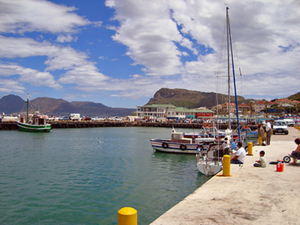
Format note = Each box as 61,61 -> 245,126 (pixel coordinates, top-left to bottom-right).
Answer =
136,98 -> 300,121
254,98 -> 300,113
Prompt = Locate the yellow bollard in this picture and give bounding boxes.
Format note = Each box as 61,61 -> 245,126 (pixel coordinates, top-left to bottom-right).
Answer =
258,137 -> 262,146
118,207 -> 137,225
222,155 -> 231,176
247,142 -> 253,156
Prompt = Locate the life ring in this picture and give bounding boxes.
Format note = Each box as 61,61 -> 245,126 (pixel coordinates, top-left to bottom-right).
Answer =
162,143 -> 169,148
180,144 -> 187,150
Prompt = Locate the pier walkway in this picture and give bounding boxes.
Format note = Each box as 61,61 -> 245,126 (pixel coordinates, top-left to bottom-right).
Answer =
151,127 -> 300,225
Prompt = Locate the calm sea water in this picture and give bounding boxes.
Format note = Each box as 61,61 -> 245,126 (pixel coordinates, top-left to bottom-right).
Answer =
0,127 -> 211,225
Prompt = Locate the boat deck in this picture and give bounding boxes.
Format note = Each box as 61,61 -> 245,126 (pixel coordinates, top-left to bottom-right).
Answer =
150,127 -> 300,225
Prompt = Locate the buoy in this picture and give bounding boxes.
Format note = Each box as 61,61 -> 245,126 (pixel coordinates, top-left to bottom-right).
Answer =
222,155 -> 231,176
118,207 -> 137,225
247,142 -> 253,156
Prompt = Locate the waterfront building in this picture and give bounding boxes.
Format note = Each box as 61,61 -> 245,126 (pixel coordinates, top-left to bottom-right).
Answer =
167,107 -> 214,120
136,104 -> 176,121
136,104 -> 214,121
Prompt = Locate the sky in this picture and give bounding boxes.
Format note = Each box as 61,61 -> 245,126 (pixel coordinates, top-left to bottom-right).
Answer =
0,0 -> 299,108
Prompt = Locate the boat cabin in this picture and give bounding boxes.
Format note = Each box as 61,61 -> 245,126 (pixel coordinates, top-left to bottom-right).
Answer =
171,131 -> 193,144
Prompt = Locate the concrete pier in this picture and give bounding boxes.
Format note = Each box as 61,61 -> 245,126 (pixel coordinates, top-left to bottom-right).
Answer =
151,127 -> 300,225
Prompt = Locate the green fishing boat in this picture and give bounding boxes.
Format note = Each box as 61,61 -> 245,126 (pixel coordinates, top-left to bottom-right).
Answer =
17,94 -> 51,132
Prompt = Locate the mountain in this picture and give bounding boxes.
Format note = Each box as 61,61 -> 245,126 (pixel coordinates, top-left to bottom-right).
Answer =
288,92 -> 300,101
0,95 -> 135,117
146,88 -> 252,108
0,94 -> 25,114
1,89 -> 298,117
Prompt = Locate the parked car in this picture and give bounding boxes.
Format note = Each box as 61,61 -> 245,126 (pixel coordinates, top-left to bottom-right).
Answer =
273,120 -> 289,135
59,116 -> 69,121
283,119 -> 295,127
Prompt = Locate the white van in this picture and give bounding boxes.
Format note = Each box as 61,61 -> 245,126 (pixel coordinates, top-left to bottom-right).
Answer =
69,113 -> 81,121
273,120 -> 289,135
283,119 -> 295,127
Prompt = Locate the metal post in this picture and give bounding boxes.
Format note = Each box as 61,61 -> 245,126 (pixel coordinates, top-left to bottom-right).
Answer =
118,207 -> 137,225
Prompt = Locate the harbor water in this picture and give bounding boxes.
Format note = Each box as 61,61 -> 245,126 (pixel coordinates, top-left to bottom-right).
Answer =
0,127 -> 211,224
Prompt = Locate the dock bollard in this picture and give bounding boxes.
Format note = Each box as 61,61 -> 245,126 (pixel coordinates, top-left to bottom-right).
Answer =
258,137 -> 262,146
247,142 -> 253,156
222,155 -> 231,176
118,207 -> 137,225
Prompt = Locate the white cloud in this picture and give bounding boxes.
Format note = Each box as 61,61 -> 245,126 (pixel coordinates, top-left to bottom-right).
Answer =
0,35 -> 110,92
58,63 -> 109,87
0,63 -> 62,89
0,0 -> 300,106
105,0 -> 300,99
0,79 -> 25,93
0,0 -> 90,34
56,34 -> 77,43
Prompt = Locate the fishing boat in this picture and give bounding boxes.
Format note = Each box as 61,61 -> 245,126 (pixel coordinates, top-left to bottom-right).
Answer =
240,126 -> 258,138
197,7 -> 242,176
150,128 -> 216,154
17,95 -> 51,132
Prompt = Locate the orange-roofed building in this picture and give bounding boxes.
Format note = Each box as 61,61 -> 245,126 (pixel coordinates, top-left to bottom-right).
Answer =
238,103 -> 250,113
254,101 -> 269,113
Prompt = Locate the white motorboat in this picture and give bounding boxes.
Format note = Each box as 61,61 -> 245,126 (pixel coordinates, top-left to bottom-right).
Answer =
150,128 -> 216,154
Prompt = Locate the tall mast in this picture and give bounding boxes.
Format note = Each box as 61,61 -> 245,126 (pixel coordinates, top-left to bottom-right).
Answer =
26,93 -> 29,123
226,6 -> 231,129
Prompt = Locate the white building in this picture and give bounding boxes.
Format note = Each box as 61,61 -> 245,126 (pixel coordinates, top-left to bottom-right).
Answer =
136,104 -> 214,121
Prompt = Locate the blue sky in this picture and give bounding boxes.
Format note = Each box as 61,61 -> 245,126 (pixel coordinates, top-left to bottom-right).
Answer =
0,0 -> 299,108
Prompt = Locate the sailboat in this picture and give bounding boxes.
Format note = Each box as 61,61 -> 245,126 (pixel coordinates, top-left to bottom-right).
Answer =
197,6 -> 241,176
17,94 -> 51,132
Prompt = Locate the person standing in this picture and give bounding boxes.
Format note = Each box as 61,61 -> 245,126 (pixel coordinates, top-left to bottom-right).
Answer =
258,124 -> 266,145
265,120 -> 272,145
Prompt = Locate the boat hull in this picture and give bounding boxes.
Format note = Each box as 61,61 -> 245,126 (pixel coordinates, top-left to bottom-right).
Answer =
150,139 -> 199,154
197,161 -> 222,176
17,121 -> 51,132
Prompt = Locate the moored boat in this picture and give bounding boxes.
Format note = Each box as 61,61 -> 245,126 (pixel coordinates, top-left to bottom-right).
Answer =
240,126 -> 258,138
196,7 -> 243,176
17,95 -> 51,132
150,128 -> 216,154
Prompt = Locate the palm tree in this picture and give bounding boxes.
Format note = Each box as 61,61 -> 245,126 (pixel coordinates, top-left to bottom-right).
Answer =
265,100 -> 269,118
249,101 -> 254,117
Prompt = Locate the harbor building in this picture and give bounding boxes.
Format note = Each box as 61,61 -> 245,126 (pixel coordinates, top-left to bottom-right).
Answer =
136,104 -> 214,121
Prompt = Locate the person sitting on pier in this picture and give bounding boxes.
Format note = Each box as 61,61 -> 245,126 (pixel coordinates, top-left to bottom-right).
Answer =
253,150 -> 266,167
230,141 -> 246,164
290,138 -> 300,165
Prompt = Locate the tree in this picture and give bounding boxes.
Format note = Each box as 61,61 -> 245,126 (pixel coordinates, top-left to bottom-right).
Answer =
249,101 -> 254,117
264,101 -> 269,118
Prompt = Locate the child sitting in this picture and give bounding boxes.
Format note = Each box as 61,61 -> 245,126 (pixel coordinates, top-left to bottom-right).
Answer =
253,150 -> 266,167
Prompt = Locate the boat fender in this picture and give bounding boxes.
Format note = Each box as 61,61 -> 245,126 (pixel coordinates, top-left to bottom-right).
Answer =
180,144 -> 187,151
162,143 -> 169,148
